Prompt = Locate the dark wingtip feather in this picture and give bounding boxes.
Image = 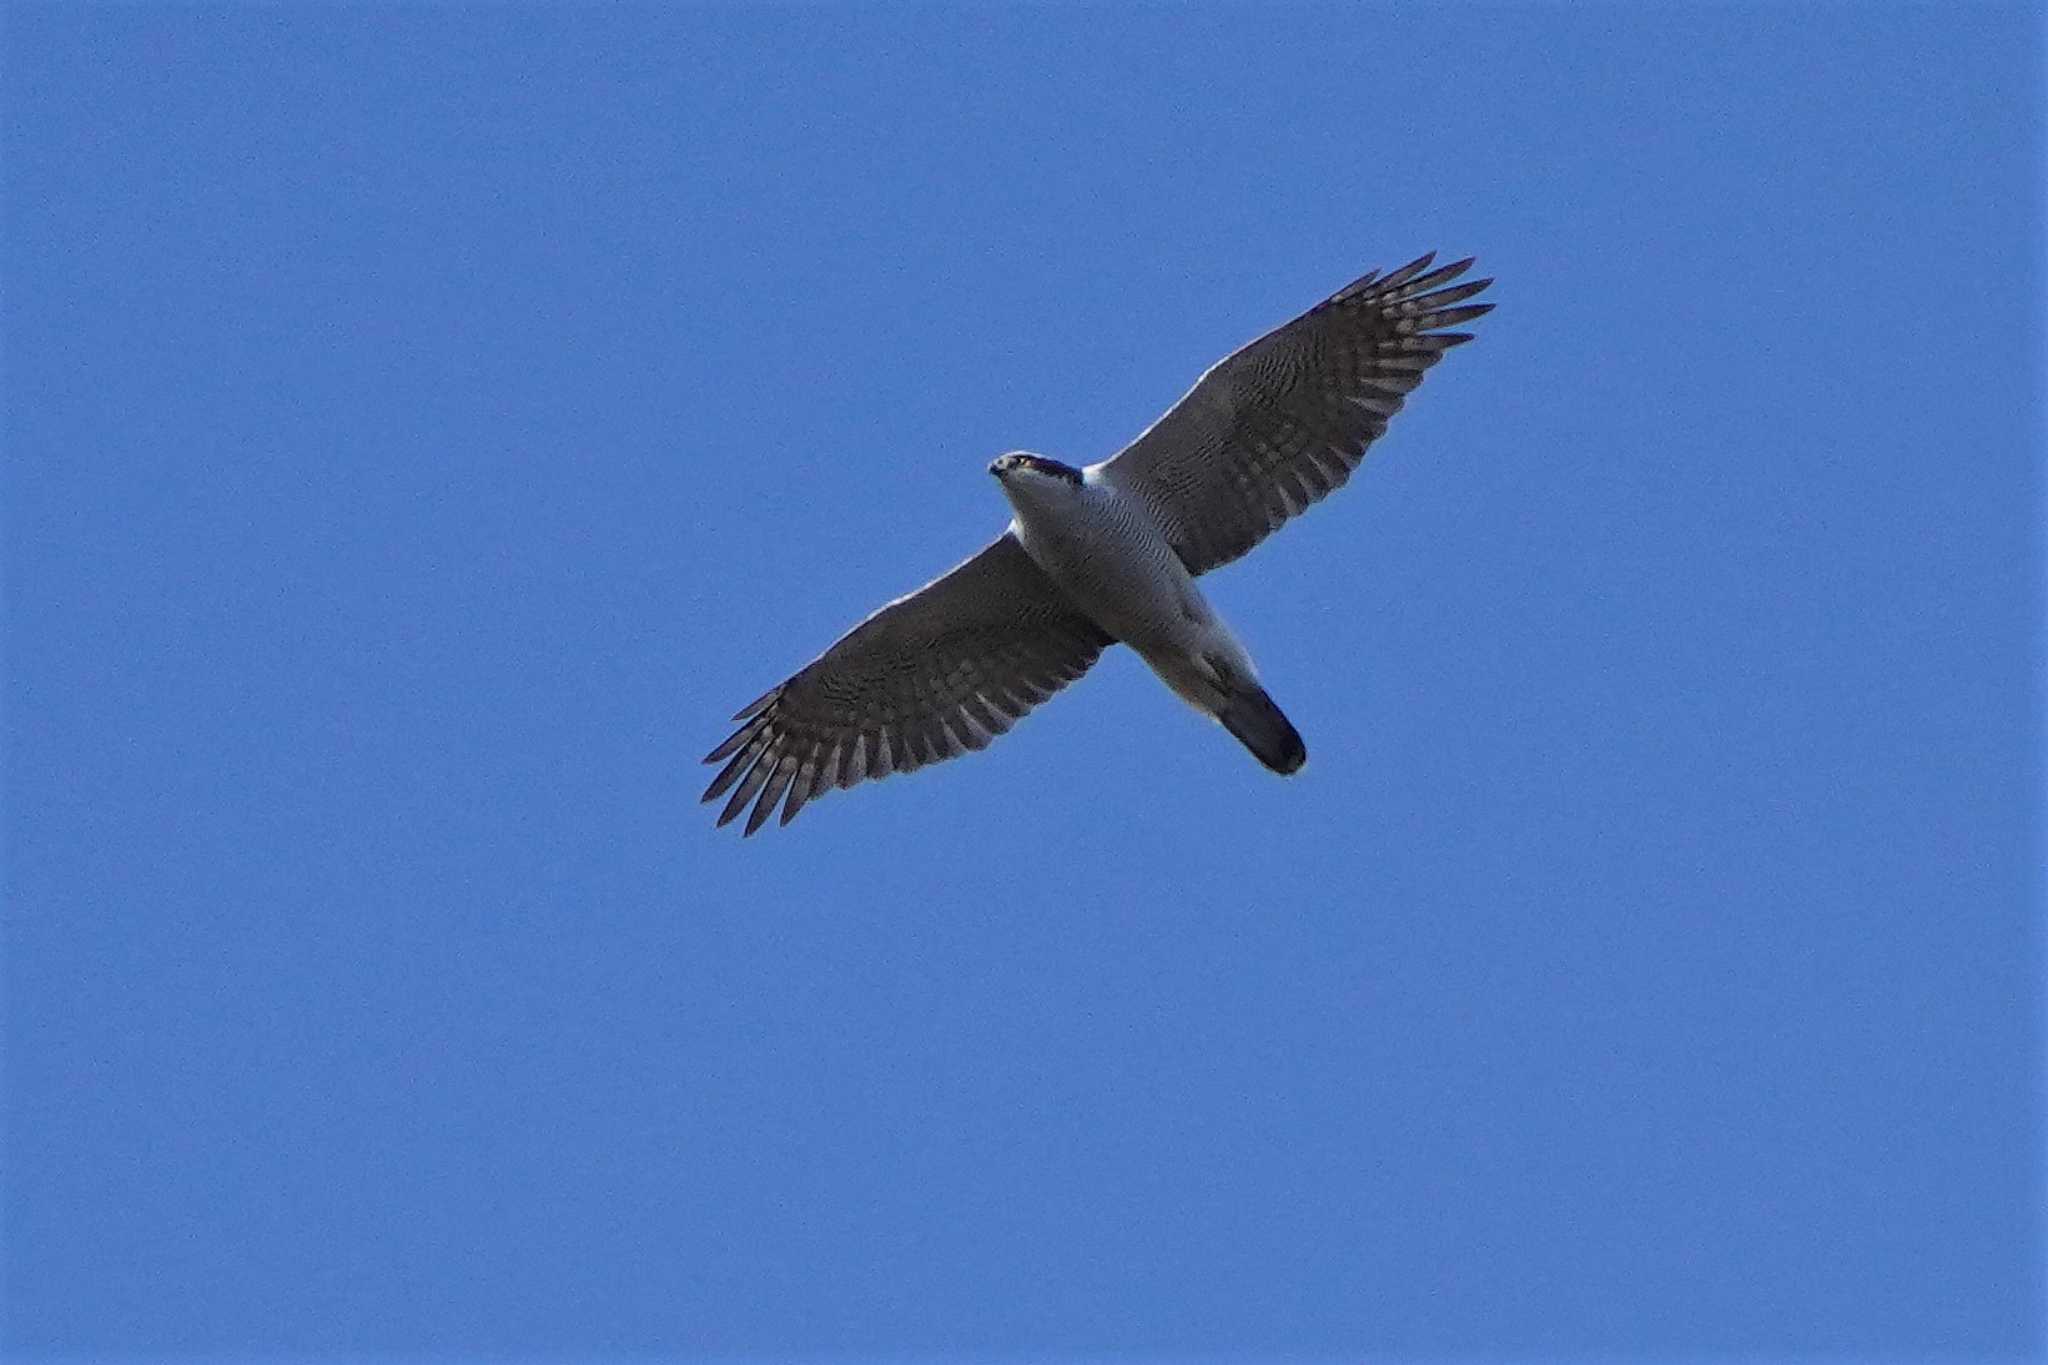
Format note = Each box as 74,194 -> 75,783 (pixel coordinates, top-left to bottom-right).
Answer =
1424,304 -> 1494,331
701,743 -> 761,803
741,757 -> 799,836
717,762 -> 768,826
1377,252 -> 1437,291
1414,279 -> 1491,309
731,686 -> 781,723
703,716 -> 766,765
776,742 -> 824,827
1403,256 -> 1476,294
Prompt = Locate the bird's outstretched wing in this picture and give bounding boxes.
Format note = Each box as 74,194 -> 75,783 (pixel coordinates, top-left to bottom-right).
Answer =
1094,253 -> 1493,576
703,532 -> 1112,835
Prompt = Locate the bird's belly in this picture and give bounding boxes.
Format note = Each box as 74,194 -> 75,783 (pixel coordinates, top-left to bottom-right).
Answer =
1016,516 -> 1209,651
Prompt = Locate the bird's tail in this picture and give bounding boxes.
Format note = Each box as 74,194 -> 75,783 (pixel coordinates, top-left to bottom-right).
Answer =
1218,682 -> 1306,775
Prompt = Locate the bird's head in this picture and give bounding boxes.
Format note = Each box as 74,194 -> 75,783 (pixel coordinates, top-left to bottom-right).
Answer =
989,451 -> 1083,489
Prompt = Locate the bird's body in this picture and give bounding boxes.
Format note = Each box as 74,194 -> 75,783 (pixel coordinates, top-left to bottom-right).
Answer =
704,252 -> 1493,834
994,457 -> 1292,769
997,460 -> 1199,655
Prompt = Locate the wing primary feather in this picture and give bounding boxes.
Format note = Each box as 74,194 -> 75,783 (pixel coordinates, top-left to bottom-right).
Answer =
1376,352 -> 1439,373
839,733 -> 868,787
703,715 -> 768,765
1411,279 -> 1491,309
702,734 -> 770,803
1330,267 -> 1382,301
1422,303 -> 1494,329
745,754 -> 799,837
809,741 -> 842,800
731,686 -> 781,723
780,740 -> 824,826
1375,252 -> 1437,290
717,748 -> 779,827
1398,257 -> 1475,293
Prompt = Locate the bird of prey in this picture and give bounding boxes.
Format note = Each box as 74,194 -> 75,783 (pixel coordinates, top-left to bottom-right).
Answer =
704,252 -> 1493,834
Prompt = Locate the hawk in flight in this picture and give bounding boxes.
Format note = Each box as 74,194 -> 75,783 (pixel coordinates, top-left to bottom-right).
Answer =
705,253 -> 1493,834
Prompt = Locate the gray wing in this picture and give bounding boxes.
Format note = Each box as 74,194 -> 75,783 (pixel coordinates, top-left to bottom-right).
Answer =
703,532 -> 1113,835
1093,253 -> 1493,576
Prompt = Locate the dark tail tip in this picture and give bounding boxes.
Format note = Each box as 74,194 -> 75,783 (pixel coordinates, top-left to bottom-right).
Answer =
1220,686 -> 1307,775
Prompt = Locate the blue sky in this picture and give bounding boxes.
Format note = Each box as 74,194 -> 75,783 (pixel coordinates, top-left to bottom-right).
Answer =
4,3 -> 2040,1360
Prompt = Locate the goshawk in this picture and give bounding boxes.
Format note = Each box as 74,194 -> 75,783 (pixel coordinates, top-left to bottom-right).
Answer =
705,253 -> 1493,834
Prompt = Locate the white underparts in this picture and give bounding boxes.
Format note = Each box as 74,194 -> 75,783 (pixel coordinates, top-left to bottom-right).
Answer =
997,464 -> 1258,721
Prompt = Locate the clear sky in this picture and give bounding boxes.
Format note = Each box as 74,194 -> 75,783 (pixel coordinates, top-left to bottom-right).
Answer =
5,4 -> 2041,1360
